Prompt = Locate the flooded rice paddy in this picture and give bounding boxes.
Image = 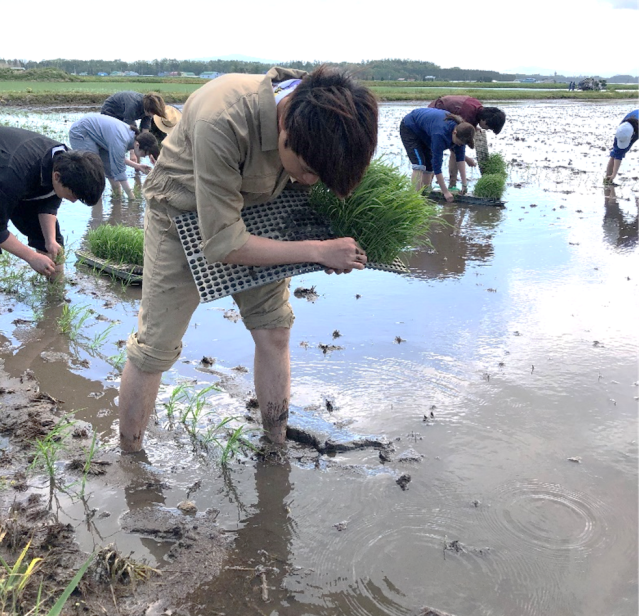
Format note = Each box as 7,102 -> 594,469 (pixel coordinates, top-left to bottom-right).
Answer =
0,100 -> 638,615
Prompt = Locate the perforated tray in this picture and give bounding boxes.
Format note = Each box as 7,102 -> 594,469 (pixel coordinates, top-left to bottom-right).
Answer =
175,188 -> 408,303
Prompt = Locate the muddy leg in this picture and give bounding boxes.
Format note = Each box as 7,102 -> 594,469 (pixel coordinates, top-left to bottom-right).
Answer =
251,328 -> 291,444
118,360 -> 162,452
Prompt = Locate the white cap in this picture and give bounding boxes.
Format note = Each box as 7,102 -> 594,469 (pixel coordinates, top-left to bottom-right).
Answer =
616,122 -> 634,150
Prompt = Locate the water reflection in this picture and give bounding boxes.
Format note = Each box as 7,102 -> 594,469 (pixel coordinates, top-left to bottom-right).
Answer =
408,205 -> 504,279
602,186 -> 638,250
187,460 -> 294,613
88,175 -> 146,231
0,300 -> 117,433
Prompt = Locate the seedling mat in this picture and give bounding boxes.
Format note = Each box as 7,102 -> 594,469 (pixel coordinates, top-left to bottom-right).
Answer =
428,191 -> 506,207
175,188 -> 408,303
75,249 -> 143,284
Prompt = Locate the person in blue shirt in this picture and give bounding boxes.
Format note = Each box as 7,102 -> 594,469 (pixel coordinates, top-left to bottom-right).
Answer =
400,108 -> 476,202
605,109 -> 638,184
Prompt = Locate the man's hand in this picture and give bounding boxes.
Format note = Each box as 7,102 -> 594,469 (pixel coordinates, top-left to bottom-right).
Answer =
27,252 -> 56,277
44,240 -> 63,262
443,190 -> 455,203
318,238 -> 367,273
136,164 -> 152,174
465,156 -> 477,167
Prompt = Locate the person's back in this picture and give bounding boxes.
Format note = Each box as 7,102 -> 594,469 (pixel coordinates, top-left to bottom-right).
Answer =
101,91 -> 146,126
144,71 -> 288,212
0,126 -> 62,201
71,113 -> 133,153
403,108 -> 453,145
429,95 -> 483,126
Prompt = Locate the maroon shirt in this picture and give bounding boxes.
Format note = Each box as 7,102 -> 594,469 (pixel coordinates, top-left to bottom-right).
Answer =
428,95 -> 483,127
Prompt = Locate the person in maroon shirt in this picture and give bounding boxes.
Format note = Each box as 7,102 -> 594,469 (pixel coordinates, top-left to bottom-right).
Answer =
428,95 -> 506,190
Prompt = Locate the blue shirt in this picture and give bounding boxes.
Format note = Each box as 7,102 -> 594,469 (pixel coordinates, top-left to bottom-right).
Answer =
402,108 -> 466,175
69,114 -> 135,181
611,109 -> 638,160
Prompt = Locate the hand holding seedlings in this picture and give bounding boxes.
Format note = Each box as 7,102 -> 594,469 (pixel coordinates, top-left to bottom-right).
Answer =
320,238 -> 367,274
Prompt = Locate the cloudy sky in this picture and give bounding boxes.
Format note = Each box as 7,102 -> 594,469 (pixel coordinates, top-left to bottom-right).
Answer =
2,0 -> 638,76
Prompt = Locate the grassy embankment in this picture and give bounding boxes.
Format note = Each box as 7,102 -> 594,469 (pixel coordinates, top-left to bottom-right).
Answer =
0,71 -> 637,106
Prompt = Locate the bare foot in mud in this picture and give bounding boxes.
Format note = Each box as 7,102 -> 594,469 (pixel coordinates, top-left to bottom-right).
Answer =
258,439 -> 289,463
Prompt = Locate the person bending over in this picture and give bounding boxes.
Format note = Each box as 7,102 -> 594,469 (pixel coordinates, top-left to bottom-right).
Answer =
400,108 -> 476,201
118,65 -> 378,453
69,114 -> 159,200
101,91 -> 166,163
0,126 -> 104,279
605,109 -> 638,184
429,95 -> 506,190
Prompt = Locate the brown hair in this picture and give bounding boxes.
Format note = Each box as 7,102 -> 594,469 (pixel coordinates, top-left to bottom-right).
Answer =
445,113 -> 475,149
135,132 -> 160,159
143,92 -> 167,119
282,65 -> 378,198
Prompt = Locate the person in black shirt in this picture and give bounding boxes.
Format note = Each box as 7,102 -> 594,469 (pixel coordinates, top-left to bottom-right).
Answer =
0,126 -> 104,279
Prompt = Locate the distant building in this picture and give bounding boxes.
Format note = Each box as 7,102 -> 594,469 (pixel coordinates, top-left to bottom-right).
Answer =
199,71 -> 223,79
180,72 -> 197,78
110,71 -> 124,77
123,71 -> 139,77
424,75 -> 436,81
10,66 -> 26,71
97,72 -> 109,77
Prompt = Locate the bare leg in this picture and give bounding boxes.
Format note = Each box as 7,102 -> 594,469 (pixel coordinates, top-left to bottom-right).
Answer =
251,328 -> 291,444
411,170 -> 424,192
423,171 -> 434,191
119,360 -> 163,452
448,152 -> 458,188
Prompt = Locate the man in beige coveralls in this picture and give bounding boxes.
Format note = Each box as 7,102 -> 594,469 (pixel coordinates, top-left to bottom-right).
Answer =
118,66 -> 379,452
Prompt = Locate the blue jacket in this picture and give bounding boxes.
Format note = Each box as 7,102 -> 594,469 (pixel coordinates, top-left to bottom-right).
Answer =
402,108 -> 466,175
611,109 -> 638,160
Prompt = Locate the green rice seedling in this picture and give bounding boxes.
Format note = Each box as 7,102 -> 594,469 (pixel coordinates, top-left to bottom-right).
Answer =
162,383 -> 190,426
28,414 -> 76,498
479,152 -> 507,177
200,417 -> 258,465
78,432 -> 98,498
179,384 -> 221,438
86,224 -> 144,266
88,323 -> 116,353
108,347 -> 127,372
473,173 -> 507,200
57,304 -> 92,340
309,158 -> 440,264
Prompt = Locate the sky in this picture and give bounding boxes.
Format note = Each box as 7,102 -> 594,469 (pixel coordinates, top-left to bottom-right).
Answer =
2,0 -> 638,77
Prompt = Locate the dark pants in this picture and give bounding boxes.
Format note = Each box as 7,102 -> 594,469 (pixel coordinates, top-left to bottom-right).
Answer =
399,120 -> 433,172
8,205 -> 63,253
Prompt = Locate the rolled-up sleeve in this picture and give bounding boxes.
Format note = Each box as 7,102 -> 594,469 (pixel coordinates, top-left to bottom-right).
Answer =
192,118 -> 251,263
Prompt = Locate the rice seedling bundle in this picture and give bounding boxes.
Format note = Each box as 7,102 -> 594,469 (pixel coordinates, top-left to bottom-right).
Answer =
479,152 -> 507,177
473,173 -> 506,200
309,158 -> 440,264
86,224 -> 144,266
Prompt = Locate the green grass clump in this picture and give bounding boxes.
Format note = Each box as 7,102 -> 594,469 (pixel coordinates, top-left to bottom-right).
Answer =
308,158 -> 440,264
86,224 -> 144,266
479,152 -> 507,176
473,173 -> 506,200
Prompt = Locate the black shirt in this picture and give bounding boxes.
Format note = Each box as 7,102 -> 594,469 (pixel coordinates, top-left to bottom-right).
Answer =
101,90 -> 152,131
0,126 -> 66,244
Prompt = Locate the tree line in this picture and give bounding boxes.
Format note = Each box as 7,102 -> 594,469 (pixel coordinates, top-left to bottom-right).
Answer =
1,57 -> 518,81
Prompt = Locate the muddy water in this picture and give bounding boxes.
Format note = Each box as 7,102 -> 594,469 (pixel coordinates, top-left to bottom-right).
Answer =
1,101 -> 638,615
